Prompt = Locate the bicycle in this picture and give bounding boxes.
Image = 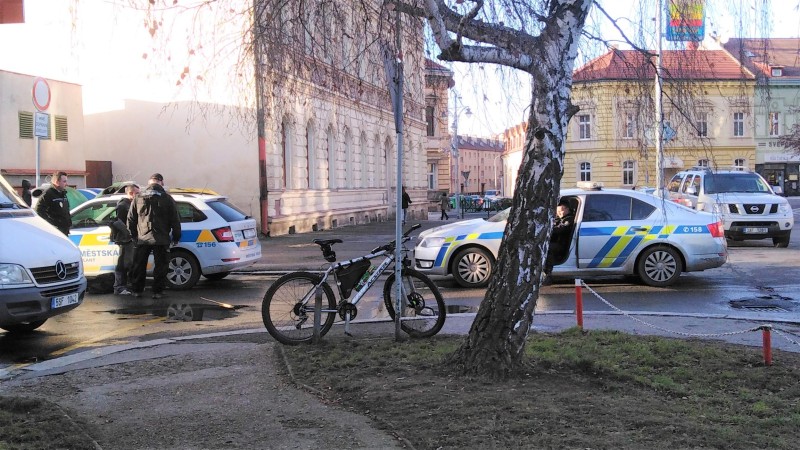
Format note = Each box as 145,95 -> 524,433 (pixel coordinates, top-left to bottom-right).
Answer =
261,223 -> 446,345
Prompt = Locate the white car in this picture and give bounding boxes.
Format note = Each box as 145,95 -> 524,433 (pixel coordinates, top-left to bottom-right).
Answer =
68,189 -> 262,290
415,183 -> 728,288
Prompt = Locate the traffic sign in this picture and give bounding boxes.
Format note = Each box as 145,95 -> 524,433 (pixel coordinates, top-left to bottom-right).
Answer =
32,77 -> 51,111
34,112 -> 49,137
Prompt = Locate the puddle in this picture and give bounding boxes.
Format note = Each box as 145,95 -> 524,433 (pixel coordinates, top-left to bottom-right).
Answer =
108,302 -> 245,322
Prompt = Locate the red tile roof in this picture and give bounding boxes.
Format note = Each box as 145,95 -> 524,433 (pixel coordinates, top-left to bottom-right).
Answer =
724,38 -> 800,78
573,49 -> 753,82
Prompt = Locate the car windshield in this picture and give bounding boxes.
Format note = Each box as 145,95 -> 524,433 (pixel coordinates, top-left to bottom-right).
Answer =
487,208 -> 511,222
703,173 -> 772,194
0,179 -> 26,209
207,199 -> 250,222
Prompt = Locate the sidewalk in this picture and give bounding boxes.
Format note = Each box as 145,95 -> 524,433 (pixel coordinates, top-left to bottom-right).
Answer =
3,215 -> 800,449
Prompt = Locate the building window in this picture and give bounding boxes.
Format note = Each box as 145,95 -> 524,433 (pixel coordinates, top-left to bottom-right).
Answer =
733,158 -> 747,171
426,106 -> 435,137
769,112 -> 780,137
578,115 -> 591,140
623,113 -> 635,139
579,161 -> 592,181
733,112 -> 744,137
428,163 -> 436,189
696,112 -> 708,137
18,111 -> 34,139
697,159 -> 709,168
622,160 -> 635,186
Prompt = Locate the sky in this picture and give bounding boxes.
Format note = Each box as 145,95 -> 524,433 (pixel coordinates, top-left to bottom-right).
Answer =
450,0 -> 800,138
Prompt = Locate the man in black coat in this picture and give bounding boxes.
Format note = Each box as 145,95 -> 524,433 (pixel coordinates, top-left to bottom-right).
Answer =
127,173 -> 181,299
543,202 -> 575,286
21,179 -> 32,206
35,171 -> 71,235
110,184 -> 139,295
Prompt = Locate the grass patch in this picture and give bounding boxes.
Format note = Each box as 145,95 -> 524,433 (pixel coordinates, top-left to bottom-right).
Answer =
0,396 -> 96,450
282,329 -> 800,449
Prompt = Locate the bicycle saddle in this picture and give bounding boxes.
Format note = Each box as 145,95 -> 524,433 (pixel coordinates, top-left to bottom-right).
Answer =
312,238 -> 343,246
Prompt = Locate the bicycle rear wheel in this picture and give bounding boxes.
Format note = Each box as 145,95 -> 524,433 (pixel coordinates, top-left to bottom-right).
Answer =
262,272 -> 337,345
383,268 -> 446,338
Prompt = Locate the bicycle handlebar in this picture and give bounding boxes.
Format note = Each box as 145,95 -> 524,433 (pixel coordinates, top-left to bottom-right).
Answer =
371,223 -> 421,254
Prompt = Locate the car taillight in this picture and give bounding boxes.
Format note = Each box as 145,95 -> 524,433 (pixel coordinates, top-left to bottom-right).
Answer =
211,226 -> 235,242
707,221 -> 725,238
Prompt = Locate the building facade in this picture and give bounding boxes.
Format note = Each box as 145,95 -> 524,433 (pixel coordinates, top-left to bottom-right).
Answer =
453,135 -> 504,195
0,0 -> 431,236
424,60 -> 454,200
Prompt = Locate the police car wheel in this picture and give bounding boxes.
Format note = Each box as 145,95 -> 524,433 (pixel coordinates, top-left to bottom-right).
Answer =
636,245 -> 682,287
167,250 -> 201,290
452,247 -> 494,288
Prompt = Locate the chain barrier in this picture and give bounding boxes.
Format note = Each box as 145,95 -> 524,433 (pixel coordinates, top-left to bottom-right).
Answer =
579,280 -> 762,338
773,327 -> 800,350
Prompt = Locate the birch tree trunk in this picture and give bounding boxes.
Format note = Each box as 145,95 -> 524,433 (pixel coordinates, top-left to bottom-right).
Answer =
422,0 -> 593,377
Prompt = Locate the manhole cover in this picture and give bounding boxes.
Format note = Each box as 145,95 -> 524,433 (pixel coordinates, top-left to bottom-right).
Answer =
730,300 -> 791,313
739,305 -> 789,313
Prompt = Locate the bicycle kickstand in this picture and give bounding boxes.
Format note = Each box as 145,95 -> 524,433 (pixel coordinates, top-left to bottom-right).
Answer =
344,312 -> 353,337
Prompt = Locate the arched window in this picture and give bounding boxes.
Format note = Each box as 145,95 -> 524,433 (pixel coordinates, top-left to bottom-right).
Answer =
359,132 -> 368,188
579,161 -> 592,182
306,122 -> 316,189
344,128 -> 353,189
281,119 -> 294,189
622,160 -> 635,186
326,127 -> 336,189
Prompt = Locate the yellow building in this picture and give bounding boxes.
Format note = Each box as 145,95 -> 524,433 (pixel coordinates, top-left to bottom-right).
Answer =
566,48 -> 757,189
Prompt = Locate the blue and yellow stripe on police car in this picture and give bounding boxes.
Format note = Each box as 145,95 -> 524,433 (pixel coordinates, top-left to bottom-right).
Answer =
580,224 -> 701,268
433,231 -> 503,268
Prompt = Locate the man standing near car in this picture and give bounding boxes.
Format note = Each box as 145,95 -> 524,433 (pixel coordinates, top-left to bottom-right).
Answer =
111,184 -> 139,296
128,174 -> 181,299
35,171 -> 71,235
543,202 -> 575,286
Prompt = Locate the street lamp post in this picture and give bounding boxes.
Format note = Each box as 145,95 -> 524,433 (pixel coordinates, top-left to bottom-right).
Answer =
451,93 -> 471,219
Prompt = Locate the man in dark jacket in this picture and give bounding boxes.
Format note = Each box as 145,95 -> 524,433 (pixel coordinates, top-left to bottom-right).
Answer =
35,171 -> 71,235
111,184 -> 139,295
21,179 -> 32,206
127,174 -> 181,299
401,186 -> 412,225
543,202 -> 575,286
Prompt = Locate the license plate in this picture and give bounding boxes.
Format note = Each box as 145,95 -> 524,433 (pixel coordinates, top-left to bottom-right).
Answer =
52,292 -> 80,309
243,228 -> 257,239
743,227 -> 768,234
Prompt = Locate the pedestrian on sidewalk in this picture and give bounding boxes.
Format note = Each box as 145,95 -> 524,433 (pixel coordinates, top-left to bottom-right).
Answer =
128,173 -> 181,300
402,186 -> 412,225
440,193 -> 450,220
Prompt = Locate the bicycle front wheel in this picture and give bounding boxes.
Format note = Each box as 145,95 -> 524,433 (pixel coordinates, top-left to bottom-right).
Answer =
383,268 -> 446,338
262,272 -> 337,345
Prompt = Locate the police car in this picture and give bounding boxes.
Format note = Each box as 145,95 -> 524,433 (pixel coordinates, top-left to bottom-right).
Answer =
414,182 -> 728,288
69,189 -> 262,290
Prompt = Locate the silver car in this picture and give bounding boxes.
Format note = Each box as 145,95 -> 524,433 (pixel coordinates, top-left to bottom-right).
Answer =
415,184 -> 728,288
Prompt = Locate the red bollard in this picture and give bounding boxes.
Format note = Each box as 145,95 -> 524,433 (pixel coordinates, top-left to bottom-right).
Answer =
762,325 -> 772,366
575,278 -> 584,330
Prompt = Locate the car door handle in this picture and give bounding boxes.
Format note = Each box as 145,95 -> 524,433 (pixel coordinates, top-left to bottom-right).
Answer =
630,227 -> 648,232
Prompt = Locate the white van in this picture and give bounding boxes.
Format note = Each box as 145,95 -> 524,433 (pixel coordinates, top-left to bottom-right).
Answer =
0,174 -> 87,333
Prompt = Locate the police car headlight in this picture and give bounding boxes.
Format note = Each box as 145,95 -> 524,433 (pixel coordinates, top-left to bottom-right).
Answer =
419,237 -> 446,248
0,264 -> 33,287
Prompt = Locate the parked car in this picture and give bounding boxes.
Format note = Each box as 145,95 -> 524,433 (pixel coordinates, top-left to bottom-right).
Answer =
78,188 -> 103,200
415,182 -> 728,288
0,174 -> 87,333
68,190 -> 262,290
666,168 -> 793,247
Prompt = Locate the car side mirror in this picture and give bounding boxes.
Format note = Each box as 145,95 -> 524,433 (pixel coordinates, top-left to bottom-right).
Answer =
685,186 -> 697,195
772,185 -> 783,195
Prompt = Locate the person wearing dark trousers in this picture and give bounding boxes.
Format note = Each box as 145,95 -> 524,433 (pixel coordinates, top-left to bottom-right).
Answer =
440,193 -> 450,220
35,171 -> 71,235
401,186 -> 412,225
111,184 -> 139,295
127,173 -> 181,300
21,179 -> 32,206
543,202 -> 575,286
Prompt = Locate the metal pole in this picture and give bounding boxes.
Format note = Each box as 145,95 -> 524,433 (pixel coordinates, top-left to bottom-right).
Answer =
35,137 -> 41,187
393,8 -> 404,341
312,285 -> 322,344
655,0 -> 665,194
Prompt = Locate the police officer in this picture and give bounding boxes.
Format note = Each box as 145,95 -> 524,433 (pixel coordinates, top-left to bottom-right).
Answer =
127,173 -> 181,299
110,184 -> 139,295
35,171 -> 71,235
543,202 -> 575,286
